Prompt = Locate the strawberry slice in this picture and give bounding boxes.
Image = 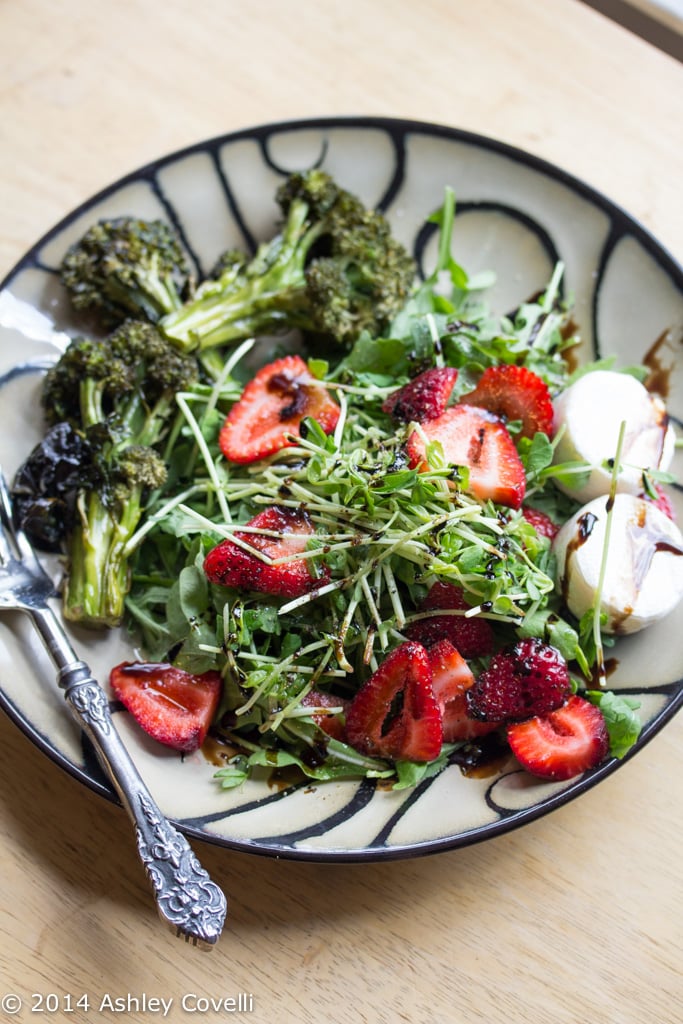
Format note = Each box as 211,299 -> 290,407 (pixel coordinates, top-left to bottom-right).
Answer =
406,404 -> 526,509
203,505 -> 329,598
460,364 -> 554,439
467,638 -> 571,723
406,580 -> 494,658
521,506 -> 559,540
382,367 -> 458,423
506,695 -> 610,780
428,639 -> 500,742
641,483 -> 676,521
219,355 -> 340,464
110,661 -> 223,753
300,689 -> 349,742
345,641 -> 443,762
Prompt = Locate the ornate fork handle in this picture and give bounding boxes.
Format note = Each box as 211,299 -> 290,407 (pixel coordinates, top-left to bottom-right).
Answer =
56,656 -> 227,948
0,462 -> 227,948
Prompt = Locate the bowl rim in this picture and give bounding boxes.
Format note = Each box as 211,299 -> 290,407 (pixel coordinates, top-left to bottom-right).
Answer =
2,115 -> 681,291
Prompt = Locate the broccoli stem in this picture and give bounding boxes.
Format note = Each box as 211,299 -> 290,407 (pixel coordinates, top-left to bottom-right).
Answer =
64,488 -> 144,628
80,378 -> 105,427
163,282 -> 310,351
139,251 -> 185,316
161,199 -> 318,353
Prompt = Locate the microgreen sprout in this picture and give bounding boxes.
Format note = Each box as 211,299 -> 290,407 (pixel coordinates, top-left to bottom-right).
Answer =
590,419 -> 627,687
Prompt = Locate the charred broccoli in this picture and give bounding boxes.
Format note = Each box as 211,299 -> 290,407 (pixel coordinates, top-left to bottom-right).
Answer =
12,421 -> 92,551
160,169 -> 416,352
60,216 -> 193,326
15,320 -> 198,627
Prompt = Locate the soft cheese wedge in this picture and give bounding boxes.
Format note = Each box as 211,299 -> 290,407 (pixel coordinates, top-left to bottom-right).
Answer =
552,493 -> 683,634
552,370 -> 675,502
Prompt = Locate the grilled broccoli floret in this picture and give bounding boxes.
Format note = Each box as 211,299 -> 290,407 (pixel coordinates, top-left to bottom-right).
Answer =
160,169 -> 416,352
43,319 -> 198,435
11,421 -> 92,551
60,216 -> 193,326
16,320 -> 199,627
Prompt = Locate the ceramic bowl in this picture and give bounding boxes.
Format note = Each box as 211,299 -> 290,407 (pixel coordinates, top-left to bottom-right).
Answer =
0,116 -> 681,861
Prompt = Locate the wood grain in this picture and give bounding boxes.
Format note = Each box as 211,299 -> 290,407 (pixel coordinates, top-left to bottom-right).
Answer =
0,2 -> 681,1022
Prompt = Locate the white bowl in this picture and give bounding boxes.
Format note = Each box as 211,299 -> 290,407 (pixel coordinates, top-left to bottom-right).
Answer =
0,117 -> 680,861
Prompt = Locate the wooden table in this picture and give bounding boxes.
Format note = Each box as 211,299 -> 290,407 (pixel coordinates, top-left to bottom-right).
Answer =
1,2 -> 681,1021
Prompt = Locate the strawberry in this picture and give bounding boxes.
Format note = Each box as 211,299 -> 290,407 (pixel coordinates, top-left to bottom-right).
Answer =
203,505 -> 329,598
110,661 -> 223,753
406,580 -> 494,658
521,506 -> 559,540
641,483 -> 676,521
345,641 -> 443,762
406,405 -> 526,509
300,689 -> 349,742
506,695 -> 610,780
382,366 -> 458,423
427,639 -> 500,742
467,638 -> 571,722
219,355 -> 340,464
460,364 -> 554,439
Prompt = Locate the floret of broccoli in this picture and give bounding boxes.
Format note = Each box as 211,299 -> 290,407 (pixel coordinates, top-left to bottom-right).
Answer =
11,421 -> 92,551
43,319 -> 198,436
60,216 -> 193,326
160,170 -> 416,352
15,320 -> 199,628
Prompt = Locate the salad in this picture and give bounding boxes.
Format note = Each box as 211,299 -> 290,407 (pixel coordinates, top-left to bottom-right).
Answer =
12,173 -> 683,793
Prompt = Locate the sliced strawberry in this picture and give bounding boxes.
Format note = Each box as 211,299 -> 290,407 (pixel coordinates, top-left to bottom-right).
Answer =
467,637 -> 571,722
300,689 -> 349,742
382,367 -> 458,423
219,355 -> 340,464
641,483 -> 676,521
406,404 -> 526,509
110,661 -> 223,753
428,639 -> 500,742
406,580 -> 494,658
345,641 -> 443,762
506,695 -> 609,780
203,505 -> 329,598
521,507 -> 559,540
460,364 -> 554,439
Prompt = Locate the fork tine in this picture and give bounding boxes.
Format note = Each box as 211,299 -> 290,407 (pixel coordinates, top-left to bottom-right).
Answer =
0,466 -> 45,567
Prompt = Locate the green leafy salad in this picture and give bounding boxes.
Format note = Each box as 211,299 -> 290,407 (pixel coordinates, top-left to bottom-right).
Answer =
16,172 -> 659,790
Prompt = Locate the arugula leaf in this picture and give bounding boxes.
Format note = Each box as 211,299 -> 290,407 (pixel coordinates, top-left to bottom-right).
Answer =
519,432 -> 555,477
341,334 -> 413,376
585,691 -> 642,758
307,358 -> 329,379
393,745 -> 455,790
178,563 -> 210,620
214,756 -> 250,789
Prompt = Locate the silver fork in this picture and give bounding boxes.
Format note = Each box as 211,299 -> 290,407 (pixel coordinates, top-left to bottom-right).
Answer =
0,468 -> 227,949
